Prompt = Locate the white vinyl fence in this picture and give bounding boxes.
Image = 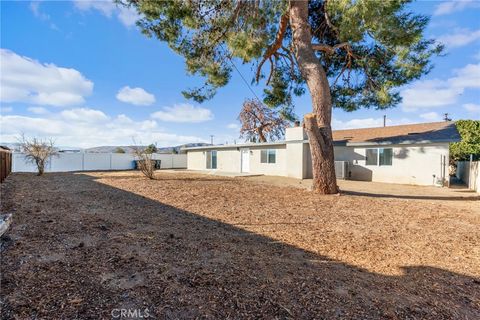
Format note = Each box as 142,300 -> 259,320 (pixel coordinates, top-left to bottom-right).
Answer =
456,161 -> 480,193
12,153 -> 187,173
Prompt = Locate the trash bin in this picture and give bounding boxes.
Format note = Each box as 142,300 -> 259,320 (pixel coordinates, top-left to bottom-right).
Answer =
135,160 -> 154,170
134,159 -> 161,170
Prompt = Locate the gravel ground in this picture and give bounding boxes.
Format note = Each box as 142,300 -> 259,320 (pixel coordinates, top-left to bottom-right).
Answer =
1,171 -> 479,319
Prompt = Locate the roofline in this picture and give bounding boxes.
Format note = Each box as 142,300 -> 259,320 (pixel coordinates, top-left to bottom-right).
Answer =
182,137 -> 459,151
343,138 -> 460,146
181,141 -> 286,151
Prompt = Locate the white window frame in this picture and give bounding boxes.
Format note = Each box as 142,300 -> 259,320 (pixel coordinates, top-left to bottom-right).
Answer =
365,148 -> 393,166
206,150 -> 217,169
260,149 -> 276,164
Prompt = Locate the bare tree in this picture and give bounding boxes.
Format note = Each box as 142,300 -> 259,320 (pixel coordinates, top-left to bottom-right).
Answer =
132,143 -> 156,180
238,99 -> 289,143
19,135 -> 58,176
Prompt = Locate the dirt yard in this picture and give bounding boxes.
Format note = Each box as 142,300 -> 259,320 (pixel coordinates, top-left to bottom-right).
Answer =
1,171 -> 479,319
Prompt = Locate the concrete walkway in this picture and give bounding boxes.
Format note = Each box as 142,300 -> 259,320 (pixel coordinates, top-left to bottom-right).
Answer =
161,169 -> 263,177
240,175 -> 479,209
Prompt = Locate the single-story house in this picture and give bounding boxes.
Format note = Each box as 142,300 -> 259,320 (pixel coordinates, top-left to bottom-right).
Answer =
183,121 -> 461,186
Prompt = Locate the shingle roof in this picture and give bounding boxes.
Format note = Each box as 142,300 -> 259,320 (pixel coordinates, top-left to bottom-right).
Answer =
183,121 -> 461,151
332,121 -> 461,145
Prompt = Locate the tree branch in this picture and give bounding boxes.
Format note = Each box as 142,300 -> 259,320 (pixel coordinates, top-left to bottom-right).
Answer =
255,13 -> 289,82
311,42 -> 349,54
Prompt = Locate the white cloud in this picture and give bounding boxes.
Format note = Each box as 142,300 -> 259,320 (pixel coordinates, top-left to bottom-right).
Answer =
332,117 -> 414,130
401,63 -> 480,112
437,28 -> 480,48
227,123 -> 240,130
419,112 -> 441,122
151,104 -> 214,123
73,0 -> 140,28
0,108 -> 206,148
116,86 -> 155,106
28,106 -> 49,115
30,1 -> 59,30
463,103 -> 480,113
0,106 -> 13,113
117,6 -> 141,27
448,63 -> 480,89
401,80 -> 462,111
60,108 -> 109,122
434,0 -> 480,16
73,0 -> 116,16
0,49 -> 93,107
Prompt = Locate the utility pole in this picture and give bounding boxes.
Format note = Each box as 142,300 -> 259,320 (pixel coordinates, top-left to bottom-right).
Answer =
210,135 -> 214,145
383,115 -> 387,127
443,113 -> 451,122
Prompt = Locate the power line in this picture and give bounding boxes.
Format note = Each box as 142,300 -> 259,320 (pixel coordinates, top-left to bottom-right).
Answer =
225,55 -> 263,103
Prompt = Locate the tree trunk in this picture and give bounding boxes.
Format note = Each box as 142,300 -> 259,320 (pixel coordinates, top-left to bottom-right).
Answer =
36,159 -> 44,176
257,127 -> 267,143
289,0 -> 338,194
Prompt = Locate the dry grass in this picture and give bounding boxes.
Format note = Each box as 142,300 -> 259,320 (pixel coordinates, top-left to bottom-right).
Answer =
1,171 -> 479,319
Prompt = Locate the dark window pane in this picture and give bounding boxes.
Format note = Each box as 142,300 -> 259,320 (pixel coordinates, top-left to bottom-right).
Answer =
261,150 -> 267,163
211,151 -> 217,169
379,148 -> 392,166
206,151 -> 212,169
268,149 -> 276,163
366,149 -> 378,165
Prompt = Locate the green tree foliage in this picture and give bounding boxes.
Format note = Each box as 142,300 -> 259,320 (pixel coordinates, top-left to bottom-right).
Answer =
118,0 -> 442,193
114,147 -> 126,154
450,120 -> 480,161
145,144 -> 157,154
119,0 -> 442,114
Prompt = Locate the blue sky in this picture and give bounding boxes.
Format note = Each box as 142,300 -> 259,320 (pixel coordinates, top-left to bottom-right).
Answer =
1,0 -> 479,148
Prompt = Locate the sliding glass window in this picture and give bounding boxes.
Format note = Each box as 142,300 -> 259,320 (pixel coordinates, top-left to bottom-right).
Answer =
206,150 -> 217,169
379,148 -> 393,166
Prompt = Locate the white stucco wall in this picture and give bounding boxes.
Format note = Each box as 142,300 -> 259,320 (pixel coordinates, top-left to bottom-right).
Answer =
338,144 -> 449,185
186,145 -> 287,176
249,145 -> 287,176
186,126 -> 451,186
187,150 -> 207,170
217,149 -> 241,172
186,149 -> 241,171
303,143 -> 449,185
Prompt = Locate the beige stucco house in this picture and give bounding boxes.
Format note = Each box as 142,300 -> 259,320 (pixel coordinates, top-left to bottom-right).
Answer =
183,122 -> 461,186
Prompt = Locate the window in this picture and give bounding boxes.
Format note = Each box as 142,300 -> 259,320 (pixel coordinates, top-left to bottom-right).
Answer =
366,148 -> 378,166
379,148 -> 393,166
366,148 -> 393,166
206,150 -> 217,169
260,149 -> 276,164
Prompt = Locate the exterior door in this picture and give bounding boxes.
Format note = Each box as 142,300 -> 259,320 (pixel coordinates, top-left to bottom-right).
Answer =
241,149 -> 249,173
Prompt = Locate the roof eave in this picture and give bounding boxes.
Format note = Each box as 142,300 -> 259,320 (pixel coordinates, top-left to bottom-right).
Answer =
345,138 -> 460,146
182,141 -> 287,151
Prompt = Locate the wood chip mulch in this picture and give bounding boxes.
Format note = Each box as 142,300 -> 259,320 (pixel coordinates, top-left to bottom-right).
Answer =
1,171 -> 479,319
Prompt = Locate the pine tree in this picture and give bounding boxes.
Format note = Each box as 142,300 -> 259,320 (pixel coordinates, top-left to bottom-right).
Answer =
119,0 -> 442,193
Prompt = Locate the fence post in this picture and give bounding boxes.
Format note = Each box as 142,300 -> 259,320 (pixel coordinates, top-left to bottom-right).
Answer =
469,154 -> 473,189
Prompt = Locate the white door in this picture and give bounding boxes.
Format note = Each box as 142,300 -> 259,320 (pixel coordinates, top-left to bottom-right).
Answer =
241,148 -> 250,173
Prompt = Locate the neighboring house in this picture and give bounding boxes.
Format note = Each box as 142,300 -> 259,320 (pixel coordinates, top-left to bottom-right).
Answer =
183,121 -> 461,186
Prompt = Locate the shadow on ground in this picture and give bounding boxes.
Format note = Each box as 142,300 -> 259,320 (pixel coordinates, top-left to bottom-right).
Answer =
341,189 -> 480,201
0,173 -> 478,319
